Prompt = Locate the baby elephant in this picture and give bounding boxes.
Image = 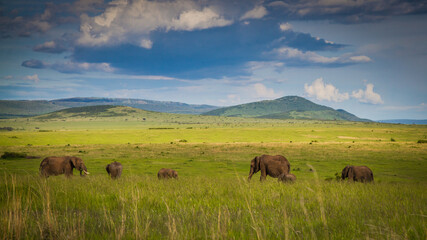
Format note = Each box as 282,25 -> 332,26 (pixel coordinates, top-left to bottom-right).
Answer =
158,168 -> 178,179
106,161 -> 122,179
341,165 -> 374,183
278,173 -> 296,183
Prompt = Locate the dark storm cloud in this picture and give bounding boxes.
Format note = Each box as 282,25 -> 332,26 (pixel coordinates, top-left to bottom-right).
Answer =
32,33 -> 77,54
21,59 -> 47,69
21,59 -> 114,74
268,0 -> 427,23
33,41 -> 68,54
0,0 -> 105,38
276,31 -> 346,52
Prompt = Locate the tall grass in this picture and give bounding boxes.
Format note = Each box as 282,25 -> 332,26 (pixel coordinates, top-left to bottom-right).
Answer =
1,173 -> 425,239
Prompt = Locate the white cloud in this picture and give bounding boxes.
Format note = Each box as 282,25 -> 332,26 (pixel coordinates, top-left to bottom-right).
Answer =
352,83 -> 384,104
252,83 -> 282,99
240,6 -> 268,20
275,47 -> 372,65
279,22 -> 292,31
3,75 -> 13,79
77,0 -> 233,47
139,39 -> 153,49
24,74 -> 40,83
304,78 -> 349,102
172,7 -> 232,31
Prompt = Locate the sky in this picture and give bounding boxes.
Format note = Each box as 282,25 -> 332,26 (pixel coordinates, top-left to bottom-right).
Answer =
1,0 -> 427,120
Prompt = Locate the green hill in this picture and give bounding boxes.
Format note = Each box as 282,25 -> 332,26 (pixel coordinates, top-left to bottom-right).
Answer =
0,97 -> 219,118
203,96 -> 370,121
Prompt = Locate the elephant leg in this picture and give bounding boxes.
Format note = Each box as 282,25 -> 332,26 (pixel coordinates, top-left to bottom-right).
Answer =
260,164 -> 267,181
278,173 -> 286,182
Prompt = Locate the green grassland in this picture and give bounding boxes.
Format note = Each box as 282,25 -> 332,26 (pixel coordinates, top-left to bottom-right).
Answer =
0,107 -> 426,239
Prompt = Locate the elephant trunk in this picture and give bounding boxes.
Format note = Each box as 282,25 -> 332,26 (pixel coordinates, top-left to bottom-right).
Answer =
80,165 -> 90,176
248,168 -> 254,181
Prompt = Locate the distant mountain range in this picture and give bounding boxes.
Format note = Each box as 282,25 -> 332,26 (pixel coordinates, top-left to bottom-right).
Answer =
377,119 -> 427,125
0,97 -> 218,118
203,96 -> 370,122
0,96 -> 371,122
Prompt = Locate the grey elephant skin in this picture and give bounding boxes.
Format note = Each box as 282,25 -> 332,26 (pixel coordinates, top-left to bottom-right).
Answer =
158,168 -> 178,179
278,173 -> 296,183
341,165 -> 374,182
248,155 -> 291,181
40,156 -> 89,178
106,161 -> 123,179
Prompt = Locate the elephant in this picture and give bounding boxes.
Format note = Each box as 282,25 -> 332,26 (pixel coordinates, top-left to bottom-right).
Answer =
278,173 -> 296,183
106,161 -> 122,179
248,154 -> 291,181
39,156 -> 89,178
341,165 -> 374,182
158,168 -> 178,179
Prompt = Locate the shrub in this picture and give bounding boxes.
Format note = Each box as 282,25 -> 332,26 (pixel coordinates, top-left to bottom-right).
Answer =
1,152 -> 27,159
390,138 -> 396,142
417,139 -> 427,143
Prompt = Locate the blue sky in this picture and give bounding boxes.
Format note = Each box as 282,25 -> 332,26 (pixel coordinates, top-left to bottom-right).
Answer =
1,0 -> 426,120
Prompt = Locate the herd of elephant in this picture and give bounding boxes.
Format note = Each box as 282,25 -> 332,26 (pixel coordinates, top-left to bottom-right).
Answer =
39,154 -> 374,182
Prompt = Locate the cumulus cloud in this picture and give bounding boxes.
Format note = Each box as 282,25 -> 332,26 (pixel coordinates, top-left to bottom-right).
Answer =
304,78 -> 349,102
240,6 -> 268,20
274,47 -> 371,66
21,59 -> 114,74
252,83 -> 282,99
304,78 -> 384,104
77,0 -> 233,47
279,22 -> 292,31
352,83 -> 384,104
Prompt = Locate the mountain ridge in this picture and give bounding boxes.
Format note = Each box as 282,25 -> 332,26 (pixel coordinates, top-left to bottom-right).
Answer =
0,96 -> 370,122
203,96 -> 370,122
0,97 -> 219,118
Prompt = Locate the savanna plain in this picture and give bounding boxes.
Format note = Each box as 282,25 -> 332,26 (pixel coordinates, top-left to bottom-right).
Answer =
0,109 -> 426,239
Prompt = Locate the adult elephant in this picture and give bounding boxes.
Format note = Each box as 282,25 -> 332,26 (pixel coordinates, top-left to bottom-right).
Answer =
278,173 -> 296,183
248,155 -> 290,181
40,156 -> 89,178
341,165 -> 374,182
106,161 -> 122,179
158,168 -> 178,179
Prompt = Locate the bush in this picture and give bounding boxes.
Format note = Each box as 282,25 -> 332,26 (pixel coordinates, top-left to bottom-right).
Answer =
390,138 -> 396,142
1,152 -> 27,159
417,139 -> 427,143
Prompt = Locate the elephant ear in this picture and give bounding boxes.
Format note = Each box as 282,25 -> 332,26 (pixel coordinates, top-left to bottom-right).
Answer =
254,156 -> 261,172
69,157 -> 78,169
342,166 -> 349,179
106,164 -> 110,174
